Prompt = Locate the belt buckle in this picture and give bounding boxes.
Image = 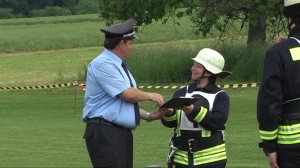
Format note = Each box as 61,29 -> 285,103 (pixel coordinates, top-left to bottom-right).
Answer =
188,139 -> 194,153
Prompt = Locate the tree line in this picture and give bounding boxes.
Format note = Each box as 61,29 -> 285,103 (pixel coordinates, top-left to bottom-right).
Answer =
100,0 -> 287,44
0,0 -> 100,18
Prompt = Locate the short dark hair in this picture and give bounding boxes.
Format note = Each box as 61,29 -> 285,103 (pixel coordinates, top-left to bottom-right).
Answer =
208,74 -> 217,84
291,17 -> 300,25
103,37 -> 134,50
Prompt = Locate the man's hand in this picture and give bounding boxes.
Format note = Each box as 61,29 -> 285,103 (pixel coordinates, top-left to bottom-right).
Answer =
148,93 -> 164,107
268,152 -> 279,168
182,104 -> 194,115
159,108 -> 173,116
148,108 -> 173,121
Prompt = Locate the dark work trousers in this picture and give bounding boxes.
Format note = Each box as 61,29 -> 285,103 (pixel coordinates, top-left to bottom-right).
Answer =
175,163 -> 226,168
278,147 -> 300,168
83,122 -> 133,168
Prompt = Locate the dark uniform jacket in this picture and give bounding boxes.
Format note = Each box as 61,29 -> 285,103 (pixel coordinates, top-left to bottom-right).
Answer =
257,25 -> 300,153
161,82 -> 230,167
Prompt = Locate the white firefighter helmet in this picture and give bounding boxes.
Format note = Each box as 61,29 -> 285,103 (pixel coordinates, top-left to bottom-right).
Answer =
283,0 -> 300,17
192,48 -> 232,78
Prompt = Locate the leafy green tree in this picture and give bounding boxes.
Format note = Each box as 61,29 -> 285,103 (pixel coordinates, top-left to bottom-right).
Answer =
100,0 -> 285,44
26,0 -> 54,10
0,7 -> 12,18
74,0 -> 99,14
0,0 -> 29,15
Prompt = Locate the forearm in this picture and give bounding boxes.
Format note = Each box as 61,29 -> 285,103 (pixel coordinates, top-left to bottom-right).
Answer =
139,109 -> 149,120
140,108 -> 172,122
161,110 -> 177,128
184,97 -> 229,130
120,88 -> 152,103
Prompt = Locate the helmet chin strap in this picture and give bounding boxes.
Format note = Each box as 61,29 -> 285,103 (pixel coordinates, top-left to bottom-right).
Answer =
287,17 -> 296,31
288,21 -> 294,31
193,70 -> 209,83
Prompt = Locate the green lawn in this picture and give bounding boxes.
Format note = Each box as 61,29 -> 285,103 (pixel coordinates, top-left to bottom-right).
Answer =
0,87 -> 268,167
0,14 -> 262,87
0,38 -> 222,87
0,13 -> 268,168
0,14 -> 201,53
0,14 -> 249,53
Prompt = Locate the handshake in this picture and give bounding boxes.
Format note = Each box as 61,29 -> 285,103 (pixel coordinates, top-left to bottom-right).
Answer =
143,108 -> 174,122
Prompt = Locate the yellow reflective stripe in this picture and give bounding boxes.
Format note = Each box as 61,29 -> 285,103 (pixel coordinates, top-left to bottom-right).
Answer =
194,144 -> 226,157
194,107 -> 208,123
163,113 -> 177,121
176,110 -> 181,136
201,129 -> 211,137
194,151 -> 227,165
173,156 -> 188,165
175,150 -> 188,157
174,150 -> 188,165
279,124 -> 300,135
289,47 -> 300,61
259,129 -> 278,140
278,133 -> 300,144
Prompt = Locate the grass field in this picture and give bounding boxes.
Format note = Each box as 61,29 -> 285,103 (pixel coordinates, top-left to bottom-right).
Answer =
0,14 -> 266,86
0,39 -> 217,86
0,87 -> 268,168
0,13 -> 271,168
0,38 -> 266,87
0,14 -> 249,53
0,14 -> 199,53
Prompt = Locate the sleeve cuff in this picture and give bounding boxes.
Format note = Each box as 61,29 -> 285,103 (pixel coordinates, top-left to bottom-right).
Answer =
187,106 -> 208,123
261,140 -> 277,154
163,110 -> 177,122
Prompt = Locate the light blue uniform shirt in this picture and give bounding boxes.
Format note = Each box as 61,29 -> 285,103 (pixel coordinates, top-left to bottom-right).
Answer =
82,49 -> 137,129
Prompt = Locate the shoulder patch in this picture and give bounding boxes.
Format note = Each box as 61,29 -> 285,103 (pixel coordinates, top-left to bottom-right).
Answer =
289,47 -> 300,61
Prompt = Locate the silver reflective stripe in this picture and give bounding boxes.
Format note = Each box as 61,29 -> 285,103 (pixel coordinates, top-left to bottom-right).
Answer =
283,97 -> 300,104
279,124 -> 300,135
290,37 -> 300,44
259,129 -> 278,140
278,134 -> 300,144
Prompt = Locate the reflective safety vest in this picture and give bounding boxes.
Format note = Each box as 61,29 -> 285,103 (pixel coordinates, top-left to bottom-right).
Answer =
170,86 -> 227,167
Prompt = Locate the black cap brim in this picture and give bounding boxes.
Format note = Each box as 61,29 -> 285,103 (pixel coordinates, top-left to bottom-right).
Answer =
217,71 -> 232,79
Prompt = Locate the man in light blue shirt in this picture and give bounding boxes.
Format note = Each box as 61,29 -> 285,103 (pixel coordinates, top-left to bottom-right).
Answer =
82,18 -> 169,168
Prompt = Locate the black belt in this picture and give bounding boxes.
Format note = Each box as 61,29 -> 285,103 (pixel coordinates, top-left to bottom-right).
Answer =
281,98 -> 300,121
283,98 -> 300,114
280,113 -> 300,120
173,131 -> 224,152
86,118 -> 129,130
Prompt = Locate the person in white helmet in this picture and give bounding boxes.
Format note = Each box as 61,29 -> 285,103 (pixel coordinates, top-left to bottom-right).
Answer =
162,48 -> 232,168
257,0 -> 300,168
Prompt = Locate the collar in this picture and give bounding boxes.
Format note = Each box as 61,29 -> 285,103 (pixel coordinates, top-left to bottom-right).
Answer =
288,25 -> 300,38
103,48 -> 123,65
187,82 -> 218,93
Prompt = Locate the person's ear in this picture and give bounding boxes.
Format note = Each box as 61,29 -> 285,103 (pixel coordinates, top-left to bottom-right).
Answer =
118,40 -> 125,49
205,71 -> 212,77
